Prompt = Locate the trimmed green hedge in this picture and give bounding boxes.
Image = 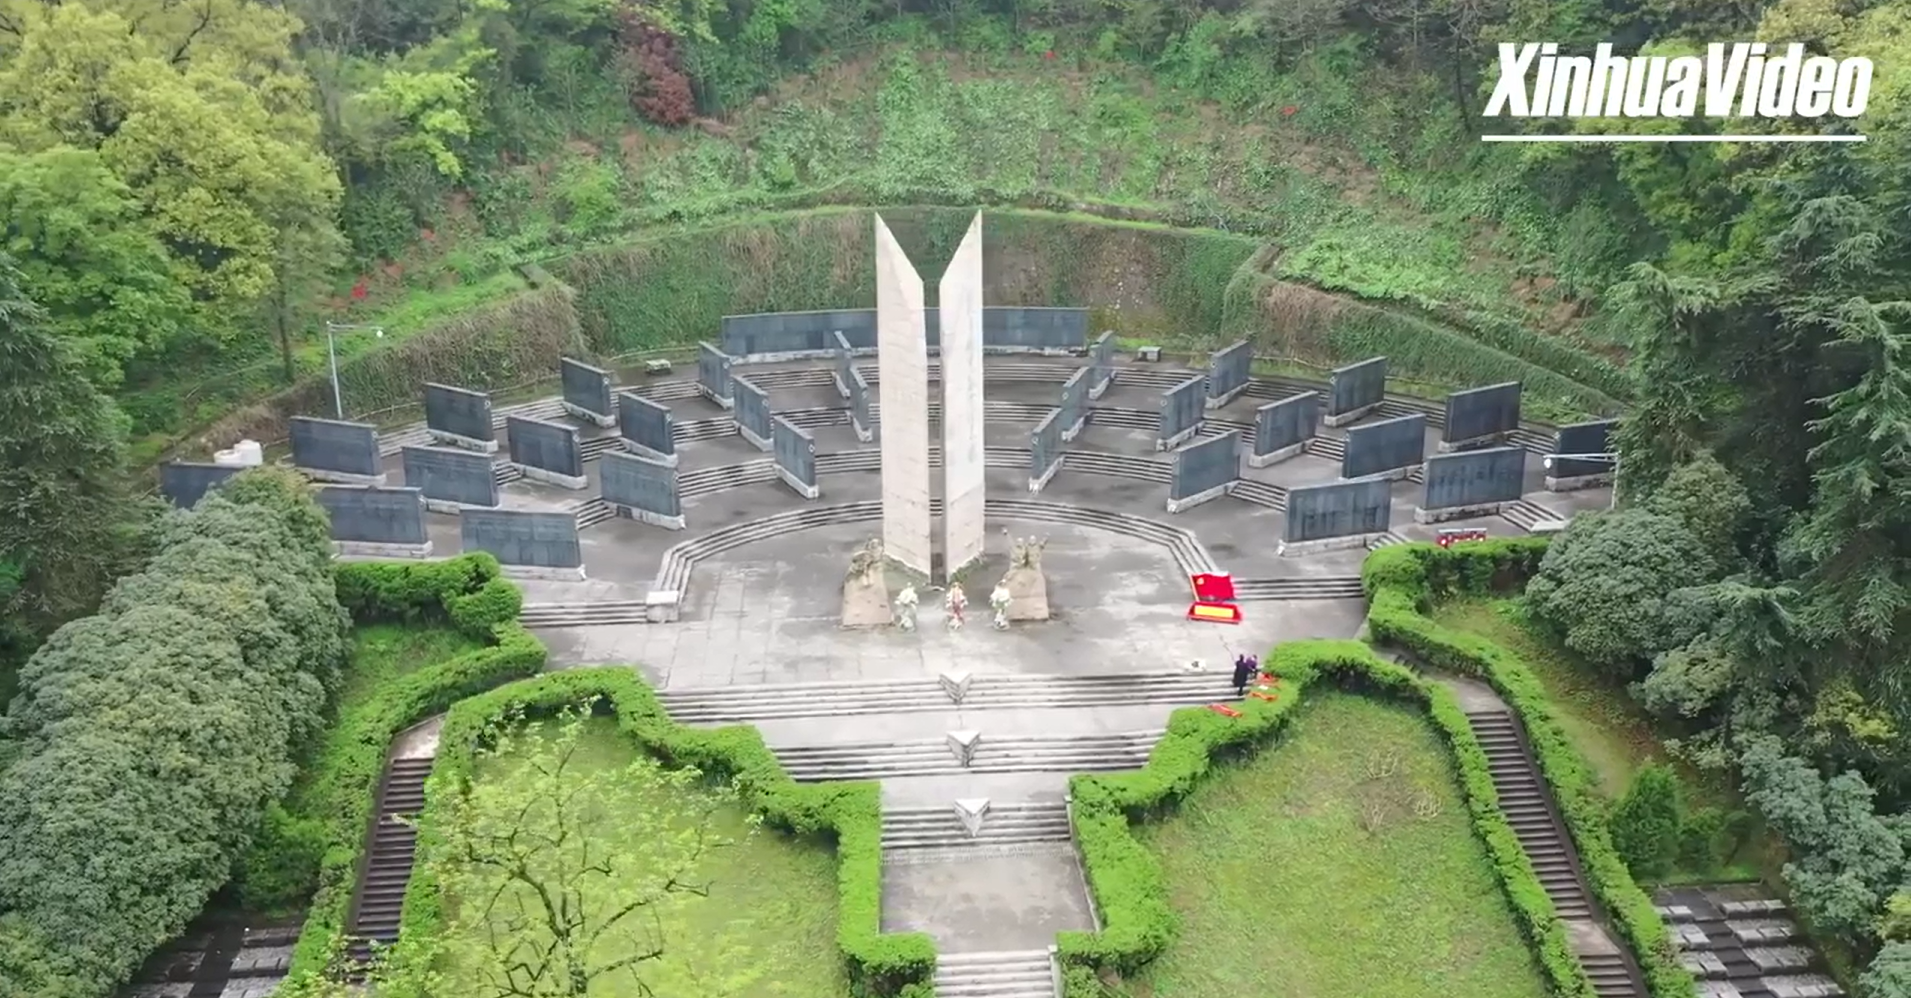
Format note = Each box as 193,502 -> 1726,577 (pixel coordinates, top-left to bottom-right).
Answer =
284,554 -> 547,980
1362,539 -> 1694,998
384,667 -> 937,998
1056,639 -> 1594,998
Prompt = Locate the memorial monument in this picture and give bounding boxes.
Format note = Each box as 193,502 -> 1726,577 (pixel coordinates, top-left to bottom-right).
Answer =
876,215 -> 934,578
940,213 -> 987,582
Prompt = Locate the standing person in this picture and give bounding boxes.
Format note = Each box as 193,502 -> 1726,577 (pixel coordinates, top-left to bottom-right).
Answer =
1232,654 -> 1254,697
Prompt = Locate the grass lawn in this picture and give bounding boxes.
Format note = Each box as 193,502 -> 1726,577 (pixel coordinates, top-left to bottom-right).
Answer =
1128,692 -> 1546,998
451,716 -> 849,998
340,624 -> 487,708
1428,598 -> 1765,883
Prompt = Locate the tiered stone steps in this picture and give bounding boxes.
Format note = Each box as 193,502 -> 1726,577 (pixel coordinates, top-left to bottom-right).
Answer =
1501,498 -> 1571,533
657,672 -> 1234,723
1368,531 -> 1412,548
343,756 -> 433,971
772,731 -> 1162,781
933,949 -> 1055,998
882,802 -> 1072,850
522,495 -> 1370,626
1056,450 -> 1172,484
1467,709 -> 1593,919
1657,889 -> 1844,998
1466,708 -> 1646,998
1225,478 -> 1288,509
1229,576 -> 1367,600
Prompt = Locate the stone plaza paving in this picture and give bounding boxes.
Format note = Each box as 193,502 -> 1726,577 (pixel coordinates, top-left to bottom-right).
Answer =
131,343 -> 1674,997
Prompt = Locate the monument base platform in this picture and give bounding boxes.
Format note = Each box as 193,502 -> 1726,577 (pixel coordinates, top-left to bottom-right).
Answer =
697,385 -> 735,410
841,579 -> 893,628
1205,385 -> 1248,410
1545,472 -> 1614,492
1156,426 -> 1199,452
1414,501 -> 1509,524
517,466 -> 588,490
1279,534 -> 1374,557
300,468 -> 388,486
502,564 -> 587,581
1028,457 -> 1063,493
1324,403 -> 1380,428
739,425 -> 772,452
1343,465 -> 1417,483
776,467 -> 821,500
623,440 -> 678,467
423,497 -> 501,515
561,402 -> 616,428
1247,441 -> 1307,468
613,503 -> 685,530
1002,567 -> 1051,621
334,540 -> 432,559
1437,433 -> 1511,453
427,430 -> 497,454
645,591 -> 681,623
1166,483 -> 1229,514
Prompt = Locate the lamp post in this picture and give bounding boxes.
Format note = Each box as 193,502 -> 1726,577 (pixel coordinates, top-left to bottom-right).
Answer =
323,322 -> 386,419
1541,452 -> 1618,509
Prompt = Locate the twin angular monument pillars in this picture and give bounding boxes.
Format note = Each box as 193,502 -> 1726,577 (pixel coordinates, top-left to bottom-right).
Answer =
876,212 -> 987,584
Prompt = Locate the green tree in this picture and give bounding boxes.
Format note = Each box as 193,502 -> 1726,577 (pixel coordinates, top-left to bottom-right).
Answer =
0,0 -> 343,348
1609,764 -> 1684,881
1863,942 -> 1911,998
0,147 -> 195,388
421,705 -> 758,998
0,254 -> 152,654
1645,452 -> 1750,565
0,469 -> 345,998
1524,508 -> 1716,672
1737,733 -> 1907,942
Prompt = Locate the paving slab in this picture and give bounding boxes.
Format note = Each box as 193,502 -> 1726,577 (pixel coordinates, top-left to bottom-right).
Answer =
880,843 -> 1096,952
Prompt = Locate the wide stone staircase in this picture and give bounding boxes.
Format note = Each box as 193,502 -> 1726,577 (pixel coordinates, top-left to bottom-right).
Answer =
1467,708 -> 1645,998
934,950 -> 1055,998
343,756 -> 433,971
882,801 -> 1072,850
1501,498 -> 1571,533
656,672 -> 1234,723
772,730 -> 1163,781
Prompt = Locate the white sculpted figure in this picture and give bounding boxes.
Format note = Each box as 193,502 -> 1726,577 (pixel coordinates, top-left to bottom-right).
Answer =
894,585 -> 919,631
989,583 -> 1012,630
945,583 -> 968,632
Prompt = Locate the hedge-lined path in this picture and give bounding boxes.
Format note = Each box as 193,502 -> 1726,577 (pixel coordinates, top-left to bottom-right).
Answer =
1423,669 -> 1648,998
341,719 -> 441,974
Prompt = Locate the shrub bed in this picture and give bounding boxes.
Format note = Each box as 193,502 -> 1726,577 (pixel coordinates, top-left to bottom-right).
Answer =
387,667 -> 936,998
282,553 -> 546,980
1363,540 -> 1693,998
0,469 -> 348,998
1056,639 -> 1593,998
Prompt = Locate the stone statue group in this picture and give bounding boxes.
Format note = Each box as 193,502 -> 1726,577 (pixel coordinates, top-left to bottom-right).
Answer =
892,581 -> 1014,632
853,532 -> 1044,634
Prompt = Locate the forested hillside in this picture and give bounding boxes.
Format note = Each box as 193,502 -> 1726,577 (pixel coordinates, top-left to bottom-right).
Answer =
9,0 -> 1911,995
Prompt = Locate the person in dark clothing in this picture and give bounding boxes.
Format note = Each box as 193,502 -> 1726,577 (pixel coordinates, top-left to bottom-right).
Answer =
1232,655 -> 1255,697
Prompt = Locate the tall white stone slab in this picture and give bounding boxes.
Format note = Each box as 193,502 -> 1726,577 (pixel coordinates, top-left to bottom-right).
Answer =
939,212 -> 987,582
875,215 -> 934,577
